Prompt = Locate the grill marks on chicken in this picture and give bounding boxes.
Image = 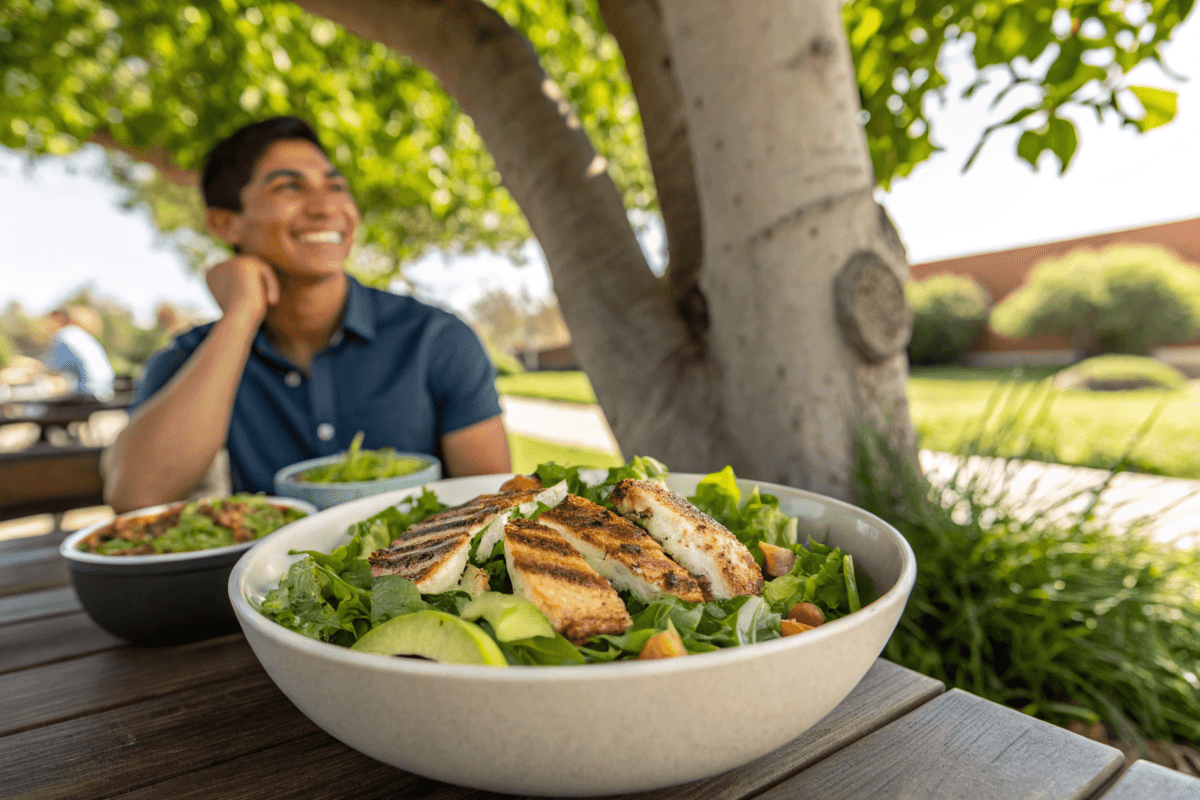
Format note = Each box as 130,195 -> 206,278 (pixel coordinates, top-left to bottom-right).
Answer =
537,494 -> 704,604
367,490 -> 538,593
368,476 -> 769,645
504,518 -> 632,644
609,480 -> 764,600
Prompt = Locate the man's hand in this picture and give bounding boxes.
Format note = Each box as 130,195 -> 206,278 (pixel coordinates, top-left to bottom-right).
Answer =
205,255 -> 281,324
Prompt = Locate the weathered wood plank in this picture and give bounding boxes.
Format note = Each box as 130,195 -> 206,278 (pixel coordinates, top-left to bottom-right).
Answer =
759,689 -> 1125,800
109,732 -> 434,800
0,445 -> 106,523
0,632 -> 259,736
0,586 -> 80,627
0,546 -> 70,597
0,610 -> 121,675
0,672 -> 325,799
568,659 -> 945,800
1095,760 -> 1200,800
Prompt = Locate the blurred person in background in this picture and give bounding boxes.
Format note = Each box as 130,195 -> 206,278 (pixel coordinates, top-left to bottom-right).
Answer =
103,116 -> 511,512
42,306 -> 115,402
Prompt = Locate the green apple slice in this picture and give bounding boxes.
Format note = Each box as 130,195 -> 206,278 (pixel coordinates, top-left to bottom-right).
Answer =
351,610 -> 507,667
460,592 -> 556,642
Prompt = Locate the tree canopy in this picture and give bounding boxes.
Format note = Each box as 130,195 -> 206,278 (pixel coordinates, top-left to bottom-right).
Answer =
2,0 -> 1190,278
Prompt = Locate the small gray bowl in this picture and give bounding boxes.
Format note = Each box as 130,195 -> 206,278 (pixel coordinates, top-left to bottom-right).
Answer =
272,452 -> 441,510
61,496 -> 315,646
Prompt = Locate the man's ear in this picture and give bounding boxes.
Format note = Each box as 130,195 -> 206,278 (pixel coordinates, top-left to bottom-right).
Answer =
205,208 -> 242,247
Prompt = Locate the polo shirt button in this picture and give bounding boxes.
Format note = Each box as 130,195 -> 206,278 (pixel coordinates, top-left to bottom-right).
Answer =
329,330 -> 344,346
317,423 -> 335,441
284,371 -> 302,388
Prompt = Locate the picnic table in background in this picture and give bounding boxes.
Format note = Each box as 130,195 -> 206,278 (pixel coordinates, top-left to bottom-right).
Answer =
3,543 -> 1199,799
0,376 -> 135,524
0,375 -> 135,448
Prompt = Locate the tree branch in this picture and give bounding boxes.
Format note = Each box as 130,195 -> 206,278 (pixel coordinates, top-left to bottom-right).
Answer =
294,0 -> 713,454
89,128 -> 199,187
597,0 -> 707,334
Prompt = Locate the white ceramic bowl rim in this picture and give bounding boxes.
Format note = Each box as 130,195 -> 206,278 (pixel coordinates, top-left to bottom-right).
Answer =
231,476 -> 917,682
61,496 -> 317,567
273,451 -> 440,489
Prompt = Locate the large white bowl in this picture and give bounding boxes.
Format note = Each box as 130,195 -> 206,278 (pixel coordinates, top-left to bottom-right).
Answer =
230,474 -> 916,797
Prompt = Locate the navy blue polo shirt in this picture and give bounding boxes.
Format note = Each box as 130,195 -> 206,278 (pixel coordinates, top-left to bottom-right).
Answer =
130,276 -> 501,494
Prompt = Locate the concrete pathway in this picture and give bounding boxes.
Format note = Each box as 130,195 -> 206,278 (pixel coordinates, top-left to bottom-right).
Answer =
919,451 -> 1200,550
499,396 -> 620,454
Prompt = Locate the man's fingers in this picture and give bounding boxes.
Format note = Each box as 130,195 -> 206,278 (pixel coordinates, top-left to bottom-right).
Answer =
260,264 -> 282,306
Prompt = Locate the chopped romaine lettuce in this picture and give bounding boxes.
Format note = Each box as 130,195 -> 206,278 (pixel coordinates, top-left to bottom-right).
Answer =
300,430 -> 430,483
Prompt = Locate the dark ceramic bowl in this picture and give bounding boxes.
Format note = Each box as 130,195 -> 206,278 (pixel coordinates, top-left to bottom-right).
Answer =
60,497 -> 315,646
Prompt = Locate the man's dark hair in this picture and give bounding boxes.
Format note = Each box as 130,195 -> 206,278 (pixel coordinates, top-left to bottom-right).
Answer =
201,116 -> 328,211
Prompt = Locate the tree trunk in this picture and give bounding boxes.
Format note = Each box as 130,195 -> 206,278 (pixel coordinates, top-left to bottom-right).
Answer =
656,0 -> 915,496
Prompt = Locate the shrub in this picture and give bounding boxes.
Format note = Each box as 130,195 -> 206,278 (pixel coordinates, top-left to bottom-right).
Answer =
991,245 -> 1200,356
906,274 -> 990,366
1052,355 -> 1187,392
856,424 -> 1200,747
0,331 -> 14,370
488,347 -> 525,377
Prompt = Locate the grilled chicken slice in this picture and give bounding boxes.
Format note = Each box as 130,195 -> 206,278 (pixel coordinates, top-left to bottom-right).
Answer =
537,494 -> 704,604
609,479 -> 764,600
504,518 -> 632,643
368,490 -> 539,592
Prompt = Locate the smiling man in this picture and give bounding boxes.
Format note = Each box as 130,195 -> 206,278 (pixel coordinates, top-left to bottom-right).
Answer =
104,117 -> 511,512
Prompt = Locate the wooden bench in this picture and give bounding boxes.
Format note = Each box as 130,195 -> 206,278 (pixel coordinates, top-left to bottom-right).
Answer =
0,446 -> 106,523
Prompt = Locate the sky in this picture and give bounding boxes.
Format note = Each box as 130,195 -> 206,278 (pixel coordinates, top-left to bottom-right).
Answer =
1,14 -> 1198,326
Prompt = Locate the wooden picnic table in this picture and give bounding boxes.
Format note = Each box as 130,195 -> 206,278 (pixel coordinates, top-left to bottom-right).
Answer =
1,391 -> 134,447
3,532 -> 1199,800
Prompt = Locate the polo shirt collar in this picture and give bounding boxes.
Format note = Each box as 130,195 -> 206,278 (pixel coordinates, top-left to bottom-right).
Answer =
341,274 -> 376,342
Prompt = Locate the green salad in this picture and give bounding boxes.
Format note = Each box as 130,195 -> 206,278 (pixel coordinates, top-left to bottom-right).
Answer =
257,457 -> 866,666
81,494 -> 307,555
299,431 -> 429,483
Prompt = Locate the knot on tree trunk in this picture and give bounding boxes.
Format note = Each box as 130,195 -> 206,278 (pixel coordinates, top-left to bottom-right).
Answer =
834,250 -> 912,363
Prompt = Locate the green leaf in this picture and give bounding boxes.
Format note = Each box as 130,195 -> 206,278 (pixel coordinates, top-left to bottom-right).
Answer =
498,632 -> 586,666
1044,37 -> 1084,86
1128,86 -> 1178,131
844,554 -> 861,612
1046,117 -> 1078,174
689,466 -> 741,522
1016,129 -> 1044,169
369,575 -> 426,626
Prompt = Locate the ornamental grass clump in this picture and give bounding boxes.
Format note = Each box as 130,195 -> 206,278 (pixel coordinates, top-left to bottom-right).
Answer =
856,424 -> 1200,747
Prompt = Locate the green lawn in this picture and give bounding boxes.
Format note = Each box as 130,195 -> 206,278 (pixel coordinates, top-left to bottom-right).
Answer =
496,371 -> 597,404
908,366 -> 1200,479
507,432 -> 623,474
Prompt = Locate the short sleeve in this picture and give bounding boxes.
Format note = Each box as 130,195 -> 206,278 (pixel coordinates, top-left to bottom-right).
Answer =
127,335 -> 203,415
426,315 -> 502,435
